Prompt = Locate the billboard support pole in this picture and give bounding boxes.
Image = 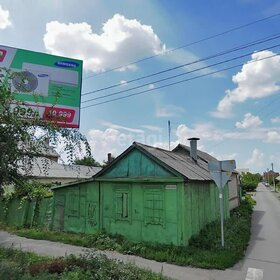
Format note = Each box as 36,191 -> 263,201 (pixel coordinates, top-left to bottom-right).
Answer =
219,161 -> 225,247
219,189 -> 225,247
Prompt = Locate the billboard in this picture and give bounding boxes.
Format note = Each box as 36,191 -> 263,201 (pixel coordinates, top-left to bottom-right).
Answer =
0,45 -> 82,128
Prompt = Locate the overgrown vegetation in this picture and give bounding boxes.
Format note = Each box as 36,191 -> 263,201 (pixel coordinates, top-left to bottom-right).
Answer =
0,247 -> 168,280
240,172 -> 262,192
1,197 -> 255,269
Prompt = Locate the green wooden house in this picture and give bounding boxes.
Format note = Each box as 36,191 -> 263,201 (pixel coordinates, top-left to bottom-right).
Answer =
52,139 -> 229,246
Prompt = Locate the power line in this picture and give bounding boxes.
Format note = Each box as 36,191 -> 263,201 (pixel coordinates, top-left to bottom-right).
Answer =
81,43 -> 280,104
82,12 -> 280,80
81,52 -> 279,109
82,33 -> 280,97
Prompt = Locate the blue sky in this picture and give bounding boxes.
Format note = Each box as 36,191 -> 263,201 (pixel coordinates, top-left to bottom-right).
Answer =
1,0 -> 280,173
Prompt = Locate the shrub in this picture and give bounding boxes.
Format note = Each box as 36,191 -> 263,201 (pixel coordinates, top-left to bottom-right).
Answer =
0,261 -> 23,280
240,172 -> 261,192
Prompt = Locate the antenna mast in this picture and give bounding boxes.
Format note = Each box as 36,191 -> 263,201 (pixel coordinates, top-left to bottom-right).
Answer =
168,120 -> 171,151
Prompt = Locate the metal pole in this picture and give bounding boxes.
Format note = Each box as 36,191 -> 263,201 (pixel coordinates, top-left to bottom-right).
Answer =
168,120 -> 171,151
219,189 -> 225,247
219,161 -> 224,247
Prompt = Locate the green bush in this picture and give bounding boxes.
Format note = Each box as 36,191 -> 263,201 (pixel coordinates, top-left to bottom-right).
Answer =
240,172 -> 261,192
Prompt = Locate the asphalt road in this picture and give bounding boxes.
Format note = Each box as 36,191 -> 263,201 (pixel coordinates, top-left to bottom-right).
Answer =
0,183 -> 279,279
235,183 -> 280,280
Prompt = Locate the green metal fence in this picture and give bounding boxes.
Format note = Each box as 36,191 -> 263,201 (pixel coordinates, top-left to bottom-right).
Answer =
0,197 -> 53,228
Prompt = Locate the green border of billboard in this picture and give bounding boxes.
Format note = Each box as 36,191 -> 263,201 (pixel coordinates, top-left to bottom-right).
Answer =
0,45 -> 83,128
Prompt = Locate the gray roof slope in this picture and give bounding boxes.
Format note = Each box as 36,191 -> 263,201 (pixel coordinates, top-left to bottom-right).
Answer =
19,157 -> 101,179
134,142 -> 213,181
172,144 -> 217,163
173,144 -> 238,175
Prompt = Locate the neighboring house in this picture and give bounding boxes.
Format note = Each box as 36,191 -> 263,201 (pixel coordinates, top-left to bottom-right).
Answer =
23,157 -> 102,185
172,144 -> 240,210
263,170 -> 279,179
52,139 -> 231,246
236,168 -> 250,174
19,143 -> 101,185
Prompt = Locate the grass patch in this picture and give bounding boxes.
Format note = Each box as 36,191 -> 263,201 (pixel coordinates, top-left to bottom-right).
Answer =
0,197 -> 254,270
0,247 -> 168,280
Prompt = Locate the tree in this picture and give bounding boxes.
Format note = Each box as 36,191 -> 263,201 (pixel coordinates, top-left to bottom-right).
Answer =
74,156 -> 101,167
0,68 -> 91,193
240,172 -> 261,192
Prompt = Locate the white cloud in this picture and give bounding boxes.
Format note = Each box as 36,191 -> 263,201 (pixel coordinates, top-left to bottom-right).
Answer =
152,141 -> 178,151
245,148 -> 264,168
209,151 -> 237,161
174,122 -> 280,144
213,50 -> 280,118
148,84 -> 155,89
235,113 -> 262,129
271,117 -> 280,123
101,121 -> 144,134
87,126 -> 166,162
88,128 -> 132,162
156,105 -> 185,117
0,5 -> 11,29
266,131 -> 280,143
141,125 -> 162,133
176,123 -> 224,142
43,14 -> 165,72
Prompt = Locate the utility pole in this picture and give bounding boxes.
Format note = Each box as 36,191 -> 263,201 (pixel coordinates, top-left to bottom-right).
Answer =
272,163 -> 276,192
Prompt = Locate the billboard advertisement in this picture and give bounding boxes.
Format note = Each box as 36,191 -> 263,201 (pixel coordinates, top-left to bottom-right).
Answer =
0,45 -> 82,128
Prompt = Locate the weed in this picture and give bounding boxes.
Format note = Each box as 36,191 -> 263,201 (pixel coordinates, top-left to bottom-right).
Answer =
0,247 -> 169,280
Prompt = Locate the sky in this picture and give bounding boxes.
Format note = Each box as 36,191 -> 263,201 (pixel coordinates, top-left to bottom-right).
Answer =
1,0 -> 280,173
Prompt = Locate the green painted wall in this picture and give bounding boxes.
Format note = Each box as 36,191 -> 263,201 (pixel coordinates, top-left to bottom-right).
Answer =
0,198 -> 53,228
103,149 -> 175,178
100,181 -> 183,245
183,182 -> 230,244
52,181 -> 100,234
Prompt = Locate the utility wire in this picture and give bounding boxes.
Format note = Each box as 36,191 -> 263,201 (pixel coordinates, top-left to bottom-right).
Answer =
83,12 -> 280,80
82,43 -> 280,104
82,33 -> 280,97
81,52 -> 279,109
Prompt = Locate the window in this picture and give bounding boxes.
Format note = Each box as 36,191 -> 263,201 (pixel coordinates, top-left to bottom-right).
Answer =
115,188 -> 130,221
144,189 -> 164,226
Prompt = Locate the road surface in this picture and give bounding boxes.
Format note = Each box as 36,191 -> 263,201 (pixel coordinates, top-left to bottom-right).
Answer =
0,183 -> 279,279
235,183 -> 280,280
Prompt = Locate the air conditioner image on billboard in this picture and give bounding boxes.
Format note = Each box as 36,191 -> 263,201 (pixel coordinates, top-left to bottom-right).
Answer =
11,69 -> 50,97
23,63 -> 79,87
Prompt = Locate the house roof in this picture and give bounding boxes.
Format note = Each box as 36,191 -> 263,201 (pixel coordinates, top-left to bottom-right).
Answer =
172,144 -> 238,175
19,157 -> 101,180
172,144 -> 217,163
94,142 -> 216,181
134,142 -> 213,181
